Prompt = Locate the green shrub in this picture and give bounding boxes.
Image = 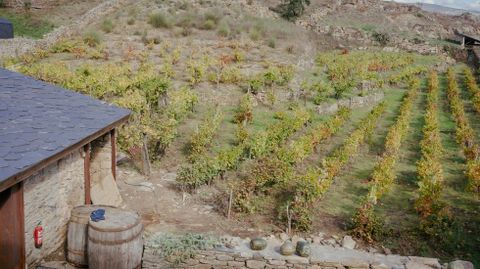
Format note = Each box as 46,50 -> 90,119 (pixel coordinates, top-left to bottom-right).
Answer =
101,19 -> 114,33
249,28 -> 260,41
127,18 -> 135,25
267,38 -> 276,48
202,19 -> 216,30
149,12 -> 172,28
83,31 -> 102,47
273,0 -> 311,21
217,22 -> 230,37
372,31 -> 390,46
204,10 -> 223,24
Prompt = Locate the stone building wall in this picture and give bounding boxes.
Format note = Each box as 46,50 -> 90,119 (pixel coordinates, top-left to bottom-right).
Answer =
23,134 -> 117,267
23,150 -> 85,266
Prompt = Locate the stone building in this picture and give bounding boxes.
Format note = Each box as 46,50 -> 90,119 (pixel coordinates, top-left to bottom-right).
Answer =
0,68 -> 130,269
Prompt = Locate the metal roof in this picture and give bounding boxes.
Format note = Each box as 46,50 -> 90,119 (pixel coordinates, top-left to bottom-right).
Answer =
0,68 -> 130,191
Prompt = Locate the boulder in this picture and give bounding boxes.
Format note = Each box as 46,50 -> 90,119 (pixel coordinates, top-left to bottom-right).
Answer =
341,235 -> 356,249
296,241 -> 311,257
250,238 -> 267,251
448,260 -> 474,269
280,241 -> 295,256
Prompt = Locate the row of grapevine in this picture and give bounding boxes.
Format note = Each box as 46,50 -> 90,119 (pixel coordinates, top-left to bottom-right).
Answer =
446,68 -> 480,193
415,71 -> 446,233
463,68 -> 480,114
234,108 -> 351,212
187,109 -> 224,162
17,61 -> 198,161
288,102 -> 387,230
176,108 -> 311,190
351,78 -> 420,242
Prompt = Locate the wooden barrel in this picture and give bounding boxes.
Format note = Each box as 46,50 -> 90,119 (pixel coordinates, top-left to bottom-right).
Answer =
67,205 -> 113,267
87,207 -> 143,269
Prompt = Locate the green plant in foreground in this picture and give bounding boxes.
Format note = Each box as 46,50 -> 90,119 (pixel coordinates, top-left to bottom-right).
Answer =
147,233 -> 218,264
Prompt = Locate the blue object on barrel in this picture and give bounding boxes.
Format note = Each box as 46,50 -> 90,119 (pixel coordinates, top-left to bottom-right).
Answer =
0,18 -> 14,39
90,209 -> 106,222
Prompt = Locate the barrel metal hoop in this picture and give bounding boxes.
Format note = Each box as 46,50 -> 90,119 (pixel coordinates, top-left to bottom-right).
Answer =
67,247 -> 86,255
88,227 -> 143,245
89,218 -> 141,233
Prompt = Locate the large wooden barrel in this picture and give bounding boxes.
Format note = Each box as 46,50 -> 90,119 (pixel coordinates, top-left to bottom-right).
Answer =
67,205 -> 113,267
87,207 -> 143,269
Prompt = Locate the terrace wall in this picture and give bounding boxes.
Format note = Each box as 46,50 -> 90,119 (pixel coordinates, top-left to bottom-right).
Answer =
142,235 -> 445,269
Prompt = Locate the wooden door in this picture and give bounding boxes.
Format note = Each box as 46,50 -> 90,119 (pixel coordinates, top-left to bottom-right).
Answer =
0,182 -> 25,269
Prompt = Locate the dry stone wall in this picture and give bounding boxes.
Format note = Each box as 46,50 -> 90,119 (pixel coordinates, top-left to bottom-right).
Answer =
142,235 -> 453,269
24,150 -> 85,267
315,91 -> 384,115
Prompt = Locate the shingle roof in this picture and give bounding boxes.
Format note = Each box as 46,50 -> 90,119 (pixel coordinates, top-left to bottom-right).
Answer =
0,68 -> 130,190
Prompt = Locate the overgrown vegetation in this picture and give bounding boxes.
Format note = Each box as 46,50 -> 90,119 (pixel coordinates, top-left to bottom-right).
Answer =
146,233 -> 218,264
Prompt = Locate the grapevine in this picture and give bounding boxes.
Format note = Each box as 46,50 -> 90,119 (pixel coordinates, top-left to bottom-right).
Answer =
352,77 -> 419,242
446,68 -> 480,194
288,101 -> 387,230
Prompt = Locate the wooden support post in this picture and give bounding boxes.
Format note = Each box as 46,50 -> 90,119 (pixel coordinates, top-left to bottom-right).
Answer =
84,143 -> 91,205
111,129 -> 116,181
0,182 -> 25,269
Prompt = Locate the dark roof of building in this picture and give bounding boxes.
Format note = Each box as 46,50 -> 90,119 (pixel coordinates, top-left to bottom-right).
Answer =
456,32 -> 480,43
0,68 -> 130,191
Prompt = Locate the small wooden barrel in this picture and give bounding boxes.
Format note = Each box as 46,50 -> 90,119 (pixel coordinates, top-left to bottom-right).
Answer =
87,207 -> 143,269
67,205 -> 113,267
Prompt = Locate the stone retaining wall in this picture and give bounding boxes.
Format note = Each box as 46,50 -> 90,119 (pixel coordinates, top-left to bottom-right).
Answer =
142,235 -> 454,269
315,91 -> 384,115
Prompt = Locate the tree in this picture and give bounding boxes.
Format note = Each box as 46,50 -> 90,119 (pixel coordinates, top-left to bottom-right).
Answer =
272,0 -> 311,21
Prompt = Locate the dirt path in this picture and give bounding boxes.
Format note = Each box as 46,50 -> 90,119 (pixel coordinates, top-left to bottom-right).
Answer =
117,166 -> 261,237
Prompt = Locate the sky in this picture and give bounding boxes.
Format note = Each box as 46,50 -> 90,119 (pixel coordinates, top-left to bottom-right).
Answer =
390,0 -> 480,12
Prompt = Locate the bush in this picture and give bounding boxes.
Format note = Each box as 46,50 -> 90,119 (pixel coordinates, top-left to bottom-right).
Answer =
372,31 -> 390,46
267,38 -> 276,48
204,10 -> 223,24
202,19 -> 216,30
149,12 -> 172,28
83,31 -> 102,47
272,0 -> 311,21
217,22 -> 230,37
127,18 -> 135,25
101,19 -> 114,33
249,28 -> 260,41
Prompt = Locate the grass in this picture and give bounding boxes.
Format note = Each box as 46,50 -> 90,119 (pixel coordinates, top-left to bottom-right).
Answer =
0,9 -> 54,39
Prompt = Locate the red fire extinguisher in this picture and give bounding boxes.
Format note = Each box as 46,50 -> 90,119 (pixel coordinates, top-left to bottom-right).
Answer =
34,221 -> 43,249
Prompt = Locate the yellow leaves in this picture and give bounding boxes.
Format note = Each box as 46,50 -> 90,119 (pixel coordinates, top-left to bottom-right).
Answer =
466,160 -> 480,193
416,71 -> 444,219
447,67 -> 480,194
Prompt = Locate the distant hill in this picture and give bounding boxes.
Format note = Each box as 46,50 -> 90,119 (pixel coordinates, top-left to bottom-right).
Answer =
412,2 -> 480,16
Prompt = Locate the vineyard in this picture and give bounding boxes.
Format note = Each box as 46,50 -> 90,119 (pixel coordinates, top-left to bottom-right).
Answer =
2,0 -> 480,265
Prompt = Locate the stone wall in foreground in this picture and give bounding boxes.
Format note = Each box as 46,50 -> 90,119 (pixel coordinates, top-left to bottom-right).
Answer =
142,235 -> 469,269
